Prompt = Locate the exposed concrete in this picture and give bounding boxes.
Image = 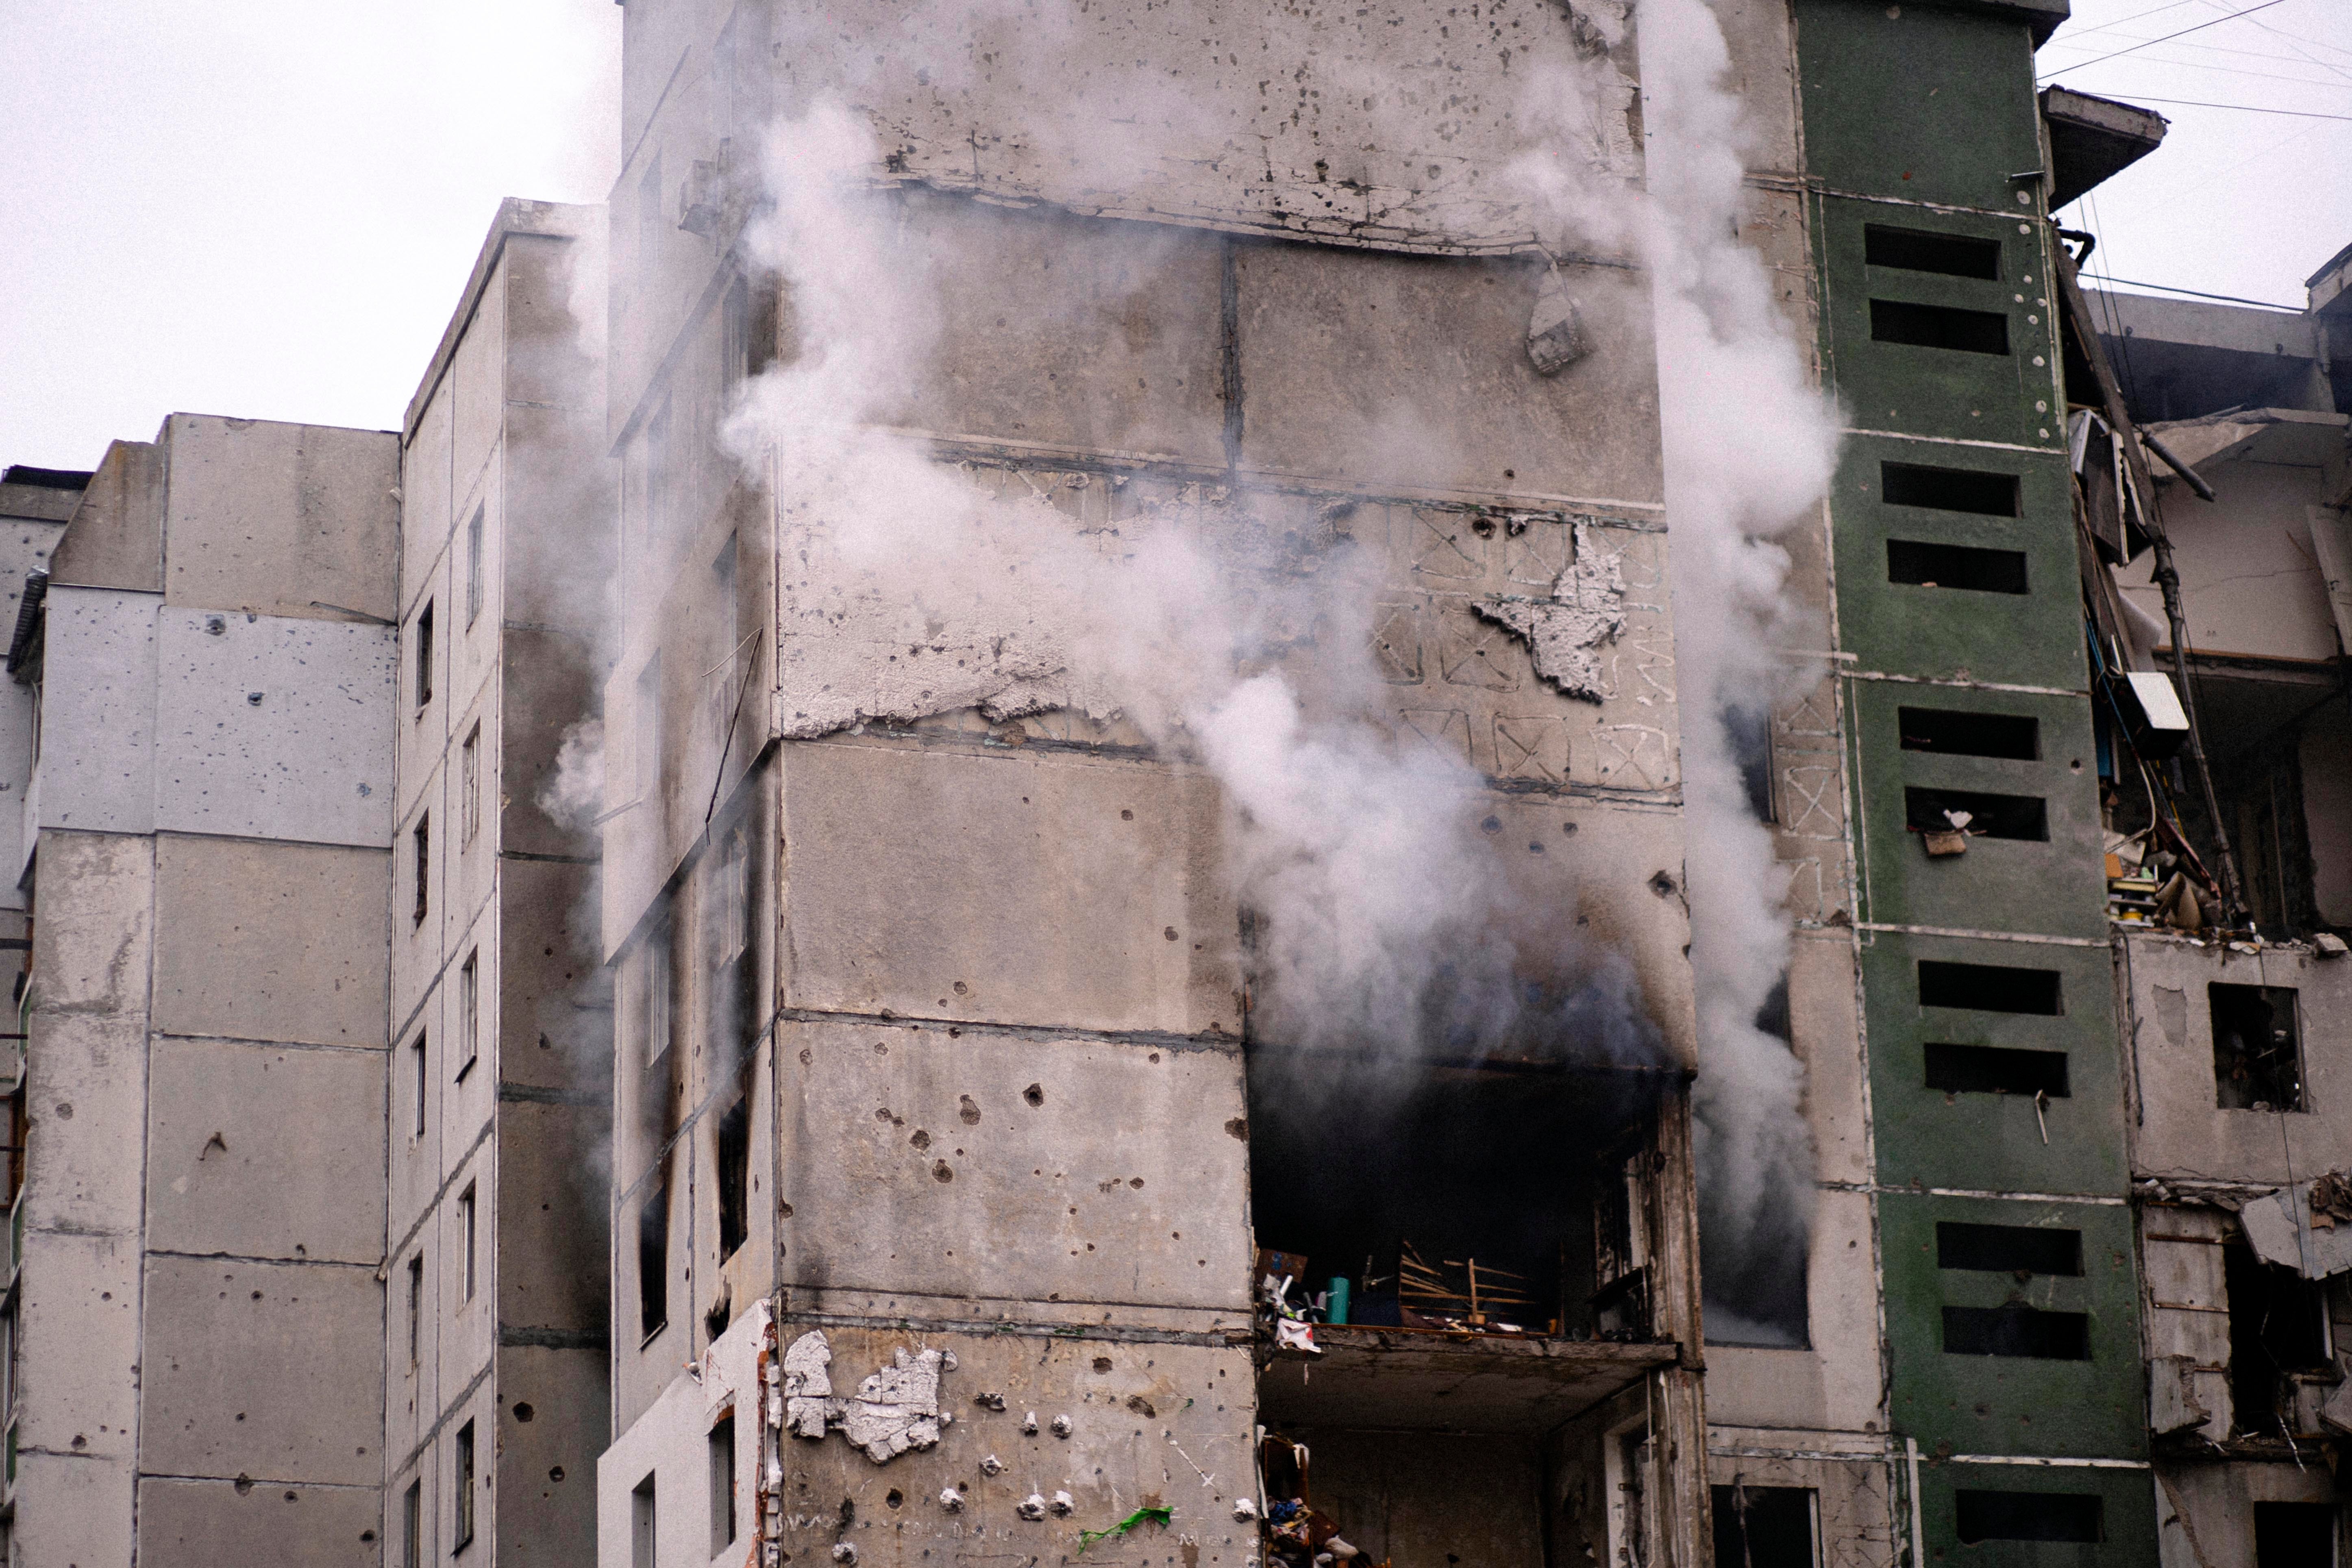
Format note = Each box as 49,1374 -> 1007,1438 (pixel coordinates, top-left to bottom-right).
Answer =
494,1343 -> 610,1566
136,1477 -> 386,1564
48,437 -> 164,593
161,414 -> 400,622
35,585 -> 160,835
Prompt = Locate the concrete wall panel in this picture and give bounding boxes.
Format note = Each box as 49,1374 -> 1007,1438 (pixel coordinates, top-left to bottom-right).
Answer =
137,1476 -> 385,1565
494,1344 -> 609,1568
144,1035 -> 389,1265
434,1144 -> 499,1411
16,1230 -> 142,1463
152,834 -> 391,1047
37,585 -> 160,835
403,382 -> 456,622
776,1019 -> 1249,1309
140,1254 -> 385,1487
49,437 -> 164,592
397,550 -> 453,832
779,743 -> 1239,1037
453,262 -> 509,513
161,415 -> 399,622
496,1100 -> 610,1335
500,626 -> 603,861
27,827 -> 153,1018
392,768 -> 447,1035
21,1014 -> 147,1235
152,607 -> 397,846
11,1450 -> 139,1568
0,513 -> 66,904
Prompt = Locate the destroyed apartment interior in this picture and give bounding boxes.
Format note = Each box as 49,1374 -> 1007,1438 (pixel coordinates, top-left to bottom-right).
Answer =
2,0 -> 2352,1564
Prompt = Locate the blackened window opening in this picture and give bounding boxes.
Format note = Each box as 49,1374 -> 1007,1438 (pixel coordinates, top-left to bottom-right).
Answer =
2212,983 -> 2303,1112
1937,1222 -> 2081,1276
2254,1502 -> 2335,1566
709,1407 -> 739,1550
1918,960 -> 2062,1015
1865,225 -> 2002,280
1887,539 -> 2030,594
1899,707 -> 2039,760
1710,1485 -> 1815,1568
1942,1305 -> 2090,1359
1870,298 -> 2010,355
412,815 -> 430,925
639,1167 -> 671,1340
1724,704 -> 1774,822
1881,461 -> 2019,517
1925,1043 -> 2070,1097
1954,1490 -> 2103,1544
1904,786 -> 2048,841
416,600 -> 434,709
717,1093 -> 751,1261
2225,1244 -> 2329,1435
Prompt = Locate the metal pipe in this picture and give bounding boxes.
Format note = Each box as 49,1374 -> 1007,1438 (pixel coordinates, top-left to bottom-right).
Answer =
2146,526 -> 2252,929
2141,431 -> 2217,502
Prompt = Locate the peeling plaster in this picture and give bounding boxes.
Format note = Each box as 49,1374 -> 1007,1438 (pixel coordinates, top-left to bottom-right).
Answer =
1472,522 -> 1625,701
781,1330 -> 954,1463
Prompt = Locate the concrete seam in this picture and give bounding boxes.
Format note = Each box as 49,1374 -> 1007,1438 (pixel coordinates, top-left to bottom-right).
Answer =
775,1309 -> 1250,1348
387,1114 -> 497,1270
1851,921 -> 2106,947
142,1249 -> 381,1269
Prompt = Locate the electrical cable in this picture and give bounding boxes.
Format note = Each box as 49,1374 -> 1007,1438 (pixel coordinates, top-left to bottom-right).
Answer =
2040,0 -> 2291,78
2080,94 -> 2352,120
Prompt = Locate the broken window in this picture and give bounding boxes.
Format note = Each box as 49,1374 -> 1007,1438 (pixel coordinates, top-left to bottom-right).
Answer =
1710,1483 -> 1817,1568
411,814 -> 430,926
458,1182 -> 477,1301
1899,707 -> 2039,760
709,1406 -> 738,1551
1870,298 -> 2010,356
1954,1490 -> 2102,1544
2213,983 -> 2304,1112
464,505 -> 485,629
1936,1221 -> 2087,1363
2254,1502 -> 2335,1566
403,1480 -> 422,1568
717,1090 -> 751,1261
457,951 -> 480,1080
459,723 -> 481,845
2225,1244 -> 2329,1436
1724,704 -> 1775,822
454,1420 -> 476,1551
1917,960 -> 2062,1016
1865,225 -> 2002,281
1904,786 -> 2048,841
1938,1222 -> 2081,1276
1880,461 -> 2018,517
632,1472 -> 659,1568
1924,1042 -> 2069,1098
407,1254 -> 424,1370
1886,539 -> 2030,595
415,599 -> 434,709
1941,1304 -> 2090,1359
639,1164 -> 672,1341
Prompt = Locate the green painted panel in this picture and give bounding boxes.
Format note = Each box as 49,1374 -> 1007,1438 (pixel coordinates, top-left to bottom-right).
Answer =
1884,1194 -> 2146,1461
1849,684 -> 2107,937
1917,1461 -> 2160,1566
1793,0 -> 2045,212
1827,435 -> 2084,688
1818,200 -> 2066,448
1860,932 -> 2126,1196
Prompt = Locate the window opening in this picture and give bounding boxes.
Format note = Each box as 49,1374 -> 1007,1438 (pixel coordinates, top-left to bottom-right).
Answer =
1886,539 -> 2030,594
458,1183 -> 477,1301
2226,1244 -> 2329,1435
1903,786 -> 2047,841
460,724 -> 481,845
464,506 -> 485,629
1917,961 -> 2062,1015
2212,983 -> 2303,1112
640,1165 -> 672,1340
1710,1483 -> 1817,1568
411,1032 -> 428,1136
644,925 -> 674,1071
1941,1305 -> 2090,1359
724,275 -> 753,391
411,814 -> 431,926
1724,704 -> 1774,822
1954,1490 -> 2102,1544
1880,461 -> 2019,517
717,1091 -> 751,1261
403,1480 -> 422,1568
407,1255 -> 424,1369
636,654 -> 663,800
454,1420 -> 476,1551
632,1472 -> 659,1568
457,951 -> 480,1079
2254,1502 -> 2335,1566
709,1407 -> 739,1551
1864,225 -> 2002,280
1924,1043 -> 2069,1097
1936,1222 -> 2081,1276
1869,298 -> 2010,355
415,600 -> 435,709
1898,707 -> 2039,759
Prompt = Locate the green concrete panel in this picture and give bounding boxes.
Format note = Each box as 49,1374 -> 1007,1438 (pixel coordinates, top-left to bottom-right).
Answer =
1817,201 -> 2065,448
1849,684 -> 2107,938
1916,1460 -> 2158,1566
1828,435 -> 2084,688
1793,0 -> 2046,212
1861,932 -> 2126,1196
1883,1194 -> 2146,1462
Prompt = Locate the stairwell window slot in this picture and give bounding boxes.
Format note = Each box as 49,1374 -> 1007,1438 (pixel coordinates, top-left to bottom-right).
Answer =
416,599 -> 434,710
1865,224 -> 2002,280
1881,461 -> 2019,517
1869,298 -> 2010,355
411,815 -> 430,926
717,1092 -> 751,1261
1924,1043 -> 2069,1097
454,1420 -> 476,1551
640,1167 -> 671,1342
1887,539 -> 2030,594
1936,1222 -> 2081,1276
407,1255 -> 424,1369
1954,1490 -> 2102,1544
410,1031 -> 428,1136
632,1473 -> 659,1568
1904,787 -> 2048,841
1917,960 -> 2062,1015
1899,707 -> 2039,760
457,951 -> 480,1081
460,724 -> 481,845
458,1182 -> 477,1301
1941,1304 -> 2090,1359
464,505 -> 485,628
403,1480 -> 422,1568
710,1406 -> 739,1551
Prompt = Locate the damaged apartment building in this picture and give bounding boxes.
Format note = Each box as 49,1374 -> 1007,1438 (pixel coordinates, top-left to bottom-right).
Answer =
4,2 -> 2352,1567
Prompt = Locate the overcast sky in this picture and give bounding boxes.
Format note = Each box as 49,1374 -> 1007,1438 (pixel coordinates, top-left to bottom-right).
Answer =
1,0 -> 2345,472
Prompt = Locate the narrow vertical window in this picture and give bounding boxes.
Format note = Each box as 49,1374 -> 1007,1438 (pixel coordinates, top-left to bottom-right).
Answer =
709,1407 -> 738,1550
636,654 -> 663,802
718,829 -> 747,970
411,1032 -> 428,1137
457,952 -> 480,1079
458,1183 -> 477,1302
416,600 -> 435,710
403,1479 -> 422,1568
454,1420 -> 476,1551
723,275 -> 752,391
407,1255 -> 424,1370
646,925 -> 673,1070
639,1166 -> 671,1340
717,1093 -> 751,1261
411,814 -> 430,926
459,724 -> 481,845
646,396 -> 673,539
711,533 -> 741,736
464,506 -> 485,629
631,1473 -> 658,1568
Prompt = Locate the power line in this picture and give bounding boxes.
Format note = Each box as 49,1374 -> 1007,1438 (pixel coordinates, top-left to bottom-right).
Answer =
2080,276 -> 2304,310
2041,0 -> 2292,78
2092,92 -> 2352,119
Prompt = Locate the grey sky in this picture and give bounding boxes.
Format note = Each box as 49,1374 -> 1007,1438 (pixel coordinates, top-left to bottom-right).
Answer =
1,0 -> 2343,473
